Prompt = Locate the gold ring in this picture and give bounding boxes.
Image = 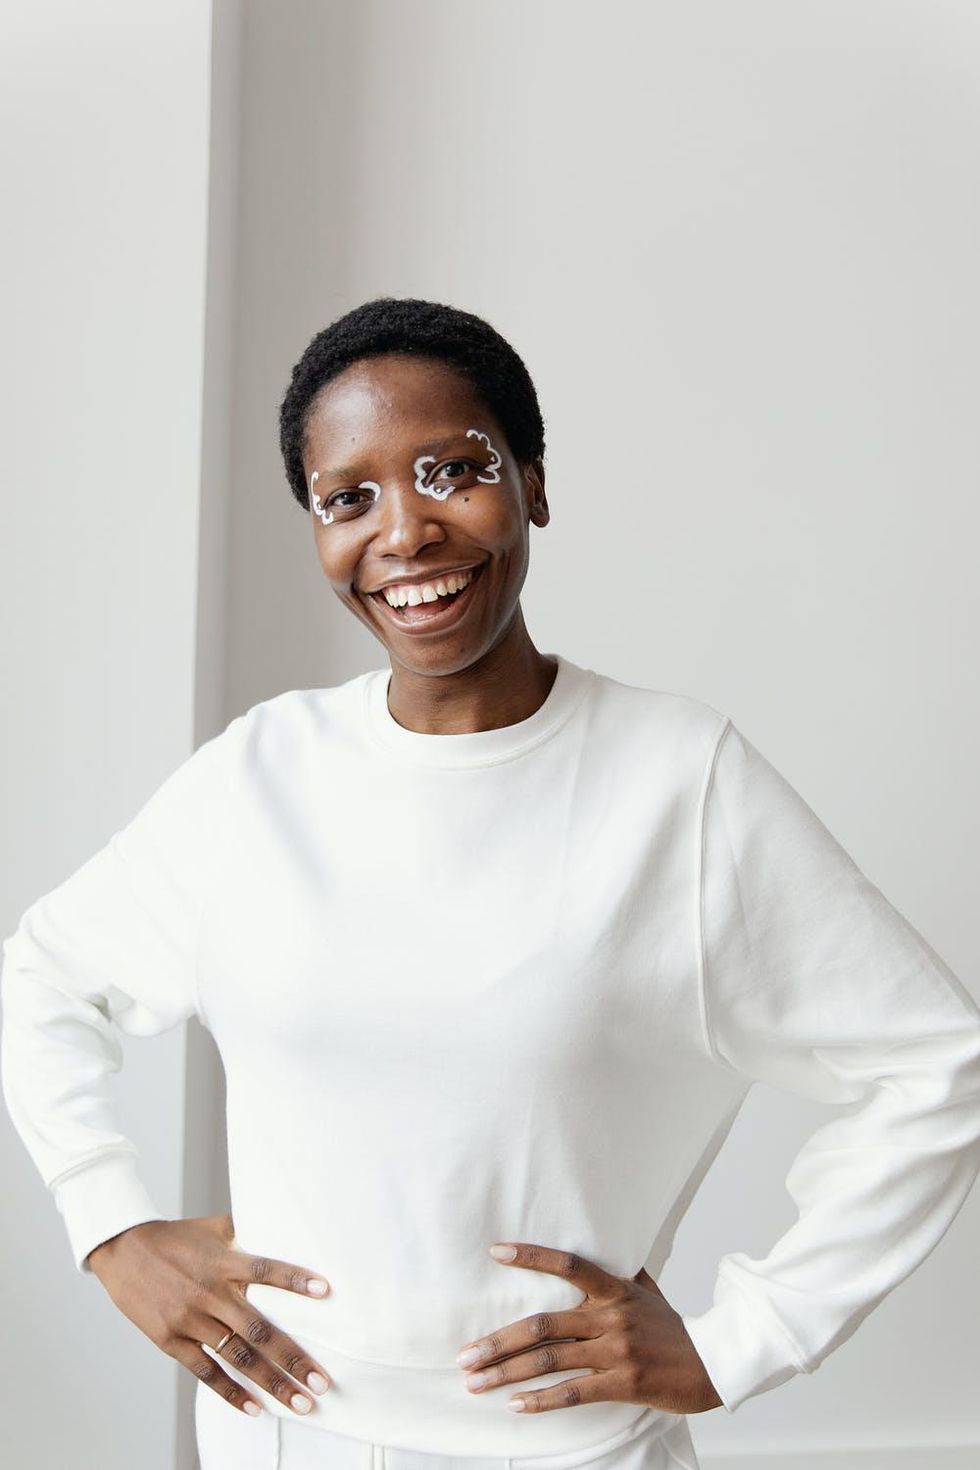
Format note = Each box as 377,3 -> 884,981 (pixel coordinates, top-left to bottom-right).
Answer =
214,1329 -> 234,1353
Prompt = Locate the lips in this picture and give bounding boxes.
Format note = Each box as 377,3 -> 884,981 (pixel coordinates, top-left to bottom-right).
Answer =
366,560 -> 486,633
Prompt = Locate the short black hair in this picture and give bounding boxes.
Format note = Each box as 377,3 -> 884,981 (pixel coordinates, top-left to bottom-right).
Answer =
278,296 -> 546,512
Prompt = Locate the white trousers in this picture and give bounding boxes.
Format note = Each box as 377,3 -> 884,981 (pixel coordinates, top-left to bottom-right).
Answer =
194,1382 -> 700,1469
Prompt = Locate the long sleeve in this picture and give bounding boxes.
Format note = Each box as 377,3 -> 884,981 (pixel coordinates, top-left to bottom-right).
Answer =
0,715 -> 245,1275
681,717 -> 980,1413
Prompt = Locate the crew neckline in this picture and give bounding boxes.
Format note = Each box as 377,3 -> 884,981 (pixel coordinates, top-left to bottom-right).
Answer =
361,653 -> 594,769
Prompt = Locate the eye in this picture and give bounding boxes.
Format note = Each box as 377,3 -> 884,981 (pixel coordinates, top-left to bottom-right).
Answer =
323,484 -> 381,518
433,458 -> 472,480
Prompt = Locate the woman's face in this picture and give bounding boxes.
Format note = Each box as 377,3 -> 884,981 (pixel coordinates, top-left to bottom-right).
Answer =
301,353 -> 549,676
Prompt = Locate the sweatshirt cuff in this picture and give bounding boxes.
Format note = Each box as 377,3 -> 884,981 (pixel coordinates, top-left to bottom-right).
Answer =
681,1268 -> 810,1414
51,1149 -> 167,1274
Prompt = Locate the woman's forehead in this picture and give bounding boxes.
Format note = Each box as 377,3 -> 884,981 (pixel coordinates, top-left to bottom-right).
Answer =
304,359 -> 500,461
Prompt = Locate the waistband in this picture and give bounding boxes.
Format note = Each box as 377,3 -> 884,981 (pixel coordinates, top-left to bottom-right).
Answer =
218,1331 -> 682,1458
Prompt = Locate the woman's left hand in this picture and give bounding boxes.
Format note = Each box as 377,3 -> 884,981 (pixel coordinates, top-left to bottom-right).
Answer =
456,1242 -> 723,1416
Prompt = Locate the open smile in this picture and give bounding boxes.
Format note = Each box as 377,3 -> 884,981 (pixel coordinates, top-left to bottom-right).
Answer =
365,561 -> 487,634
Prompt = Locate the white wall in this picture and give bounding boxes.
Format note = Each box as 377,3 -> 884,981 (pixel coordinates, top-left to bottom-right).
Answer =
0,3 -> 217,1466
3,4 -> 978,1467
221,2 -> 980,1465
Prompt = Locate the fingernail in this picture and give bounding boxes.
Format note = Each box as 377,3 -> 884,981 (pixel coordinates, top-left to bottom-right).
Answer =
244,1401 -> 262,1417
291,1394 -> 312,1413
306,1278 -> 329,1296
307,1371 -> 329,1394
457,1346 -> 482,1367
466,1372 -> 487,1390
508,1397 -> 527,1412
490,1244 -> 516,1261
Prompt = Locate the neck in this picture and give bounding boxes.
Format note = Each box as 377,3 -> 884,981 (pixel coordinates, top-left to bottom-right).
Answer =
384,614 -> 556,736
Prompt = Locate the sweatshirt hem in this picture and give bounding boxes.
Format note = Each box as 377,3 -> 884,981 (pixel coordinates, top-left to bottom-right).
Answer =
218,1329 -> 671,1457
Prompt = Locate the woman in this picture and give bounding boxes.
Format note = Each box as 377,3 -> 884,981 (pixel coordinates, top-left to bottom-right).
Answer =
4,297 -> 980,1470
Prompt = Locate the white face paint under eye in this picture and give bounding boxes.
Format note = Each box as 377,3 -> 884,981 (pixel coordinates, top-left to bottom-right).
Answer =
310,470 -> 381,525
412,454 -> 453,501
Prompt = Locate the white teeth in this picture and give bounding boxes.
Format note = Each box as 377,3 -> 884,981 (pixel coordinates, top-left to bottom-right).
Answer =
382,567 -> 475,609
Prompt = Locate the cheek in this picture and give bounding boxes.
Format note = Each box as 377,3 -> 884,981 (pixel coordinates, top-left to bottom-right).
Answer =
450,485 -> 523,542
313,538 -> 335,579
312,528 -> 353,581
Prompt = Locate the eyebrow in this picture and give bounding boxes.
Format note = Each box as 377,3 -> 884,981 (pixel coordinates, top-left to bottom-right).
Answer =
320,433 -> 484,483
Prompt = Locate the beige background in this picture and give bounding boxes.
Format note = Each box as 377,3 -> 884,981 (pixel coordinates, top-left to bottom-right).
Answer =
1,2 -> 977,1466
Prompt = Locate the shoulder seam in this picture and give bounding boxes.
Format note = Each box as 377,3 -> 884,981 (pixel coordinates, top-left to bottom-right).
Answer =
696,715 -> 737,1069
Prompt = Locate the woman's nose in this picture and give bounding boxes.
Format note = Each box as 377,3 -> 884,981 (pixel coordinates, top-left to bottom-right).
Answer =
370,479 -> 448,553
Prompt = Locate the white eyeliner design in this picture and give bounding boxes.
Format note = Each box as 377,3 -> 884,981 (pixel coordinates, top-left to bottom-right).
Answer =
413,429 -> 503,500
314,432 -> 502,518
310,470 -> 380,524
466,429 -> 502,483
413,454 -> 454,500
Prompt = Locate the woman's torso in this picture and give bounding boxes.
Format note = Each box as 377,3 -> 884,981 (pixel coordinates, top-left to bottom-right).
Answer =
196,654 -> 745,1455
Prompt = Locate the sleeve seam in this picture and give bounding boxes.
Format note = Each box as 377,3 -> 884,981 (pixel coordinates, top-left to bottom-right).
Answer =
47,1142 -> 139,1191
697,714 -> 737,1070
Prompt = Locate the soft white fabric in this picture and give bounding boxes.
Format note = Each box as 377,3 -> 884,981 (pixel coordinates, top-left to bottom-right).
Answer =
194,1380 -> 700,1469
3,653 -> 979,1455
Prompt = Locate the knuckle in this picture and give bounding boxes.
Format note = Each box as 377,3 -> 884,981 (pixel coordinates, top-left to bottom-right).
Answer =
193,1357 -> 220,1386
250,1256 -> 273,1285
487,1333 -> 505,1359
278,1344 -> 307,1377
561,1251 -> 583,1278
529,1313 -> 555,1342
533,1345 -> 562,1373
172,1299 -> 196,1333
560,1379 -> 583,1408
187,1274 -> 212,1303
267,1371 -> 292,1401
287,1269 -> 308,1293
227,1341 -> 256,1372
243,1316 -> 273,1346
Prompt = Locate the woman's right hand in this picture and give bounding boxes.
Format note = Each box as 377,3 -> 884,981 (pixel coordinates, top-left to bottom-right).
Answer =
86,1211 -> 332,1417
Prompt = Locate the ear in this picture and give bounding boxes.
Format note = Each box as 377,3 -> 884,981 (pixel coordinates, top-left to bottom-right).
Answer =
523,456 -> 550,528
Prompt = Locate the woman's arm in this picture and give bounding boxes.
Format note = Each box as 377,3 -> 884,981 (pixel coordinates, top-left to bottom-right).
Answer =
0,714 -> 245,1272
681,718 -> 980,1413
1,709 -> 342,1417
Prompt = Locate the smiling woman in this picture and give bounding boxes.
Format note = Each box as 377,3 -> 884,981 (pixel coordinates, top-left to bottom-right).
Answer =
3,297 -> 980,1470
279,303 -> 553,717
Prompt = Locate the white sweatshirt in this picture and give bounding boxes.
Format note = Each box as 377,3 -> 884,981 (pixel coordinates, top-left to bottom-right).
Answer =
3,653 -> 980,1457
